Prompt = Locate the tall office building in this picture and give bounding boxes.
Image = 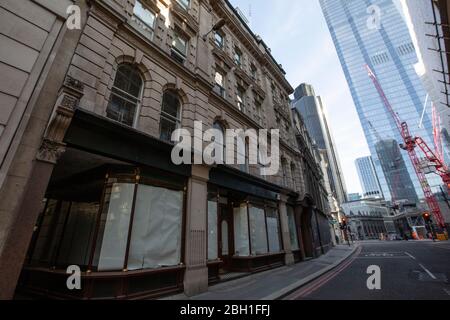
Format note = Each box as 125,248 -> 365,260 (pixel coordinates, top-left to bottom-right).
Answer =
355,156 -> 383,199
348,193 -> 362,202
292,83 -> 348,204
401,0 -> 450,165
375,139 -> 418,204
320,0 -> 447,202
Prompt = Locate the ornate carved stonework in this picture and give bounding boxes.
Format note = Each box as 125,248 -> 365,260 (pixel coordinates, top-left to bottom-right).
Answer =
64,75 -> 85,94
36,139 -> 67,165
60,95 -> 79,110
36,75 -> 85,164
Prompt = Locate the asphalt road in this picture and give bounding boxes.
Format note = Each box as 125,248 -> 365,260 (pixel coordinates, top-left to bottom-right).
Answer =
286,240 -> 450,300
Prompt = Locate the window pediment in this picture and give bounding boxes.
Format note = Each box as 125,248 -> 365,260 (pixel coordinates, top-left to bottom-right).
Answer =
171,1 -> 199,35
140,0 -> 160,14
234,68 -> 251,87
212,48 -> 233,71
252,85 -> 265,101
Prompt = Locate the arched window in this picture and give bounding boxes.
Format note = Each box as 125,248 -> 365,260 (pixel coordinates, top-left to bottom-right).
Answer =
213,121 -> 226,162
238,137 -> 249,173
160,90 -> 182,141
290,163 -> 297,190
281,159 -> 288,187
259,148 -> 267,179
106,64 -> 143,127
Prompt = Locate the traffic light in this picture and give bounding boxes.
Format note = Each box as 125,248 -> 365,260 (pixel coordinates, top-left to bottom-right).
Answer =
340,217 -> 348,229
422,212 -> 432,223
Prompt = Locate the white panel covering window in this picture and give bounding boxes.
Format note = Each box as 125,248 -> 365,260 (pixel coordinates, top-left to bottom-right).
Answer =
249,206 -> 268,255
233,204 -> 250,256
207,201 -> 218,261
266,207 -> 281,253
221,220 -> 229,255
287,206 -> 299,251
128,185 -> 183,270
97,183 -> 134,271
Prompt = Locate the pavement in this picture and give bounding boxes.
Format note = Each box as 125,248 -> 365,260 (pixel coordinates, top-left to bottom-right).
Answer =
163,243 -> 359,300
285,240 -> 450,300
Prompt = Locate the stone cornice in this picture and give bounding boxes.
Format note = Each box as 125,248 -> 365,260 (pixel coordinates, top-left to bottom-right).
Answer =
90,0 -> 129,25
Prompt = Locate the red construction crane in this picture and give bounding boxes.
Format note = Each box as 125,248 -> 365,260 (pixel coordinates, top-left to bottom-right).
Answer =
365,64 -> 447,228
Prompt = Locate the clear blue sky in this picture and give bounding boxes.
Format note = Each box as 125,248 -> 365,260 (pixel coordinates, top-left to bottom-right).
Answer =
230,0 -> 371,194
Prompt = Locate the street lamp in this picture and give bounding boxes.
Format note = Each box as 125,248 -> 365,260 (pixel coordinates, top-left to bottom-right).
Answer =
202,18 -> 226,41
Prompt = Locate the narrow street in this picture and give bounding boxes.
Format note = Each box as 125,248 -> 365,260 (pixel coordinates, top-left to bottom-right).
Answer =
286,241 -> 450,300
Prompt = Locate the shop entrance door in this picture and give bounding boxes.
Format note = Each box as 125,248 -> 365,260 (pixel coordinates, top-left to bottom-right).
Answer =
218,203 -> 232,272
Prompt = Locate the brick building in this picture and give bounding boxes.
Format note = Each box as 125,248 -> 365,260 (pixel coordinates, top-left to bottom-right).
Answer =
0,0 -> 332,299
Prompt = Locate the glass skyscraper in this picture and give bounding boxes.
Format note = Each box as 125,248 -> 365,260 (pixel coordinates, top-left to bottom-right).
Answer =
320,0 -> 447,203
355,156 -> 383,199
292,83 -> 348,204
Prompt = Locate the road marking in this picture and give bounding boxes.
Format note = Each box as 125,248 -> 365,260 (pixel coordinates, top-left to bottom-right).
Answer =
356,256 -> 409,259
404,252 -> 416,260
430,245 -> 450,251
419,264 -> 437,280
364,253 -> 394,257
289,246 -> 362,299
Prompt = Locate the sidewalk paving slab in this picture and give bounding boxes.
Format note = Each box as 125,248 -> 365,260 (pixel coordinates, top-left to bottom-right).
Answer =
162,243 -> 359,301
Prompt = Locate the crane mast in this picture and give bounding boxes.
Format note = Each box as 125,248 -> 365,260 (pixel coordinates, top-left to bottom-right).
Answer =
365,65 -> 446,228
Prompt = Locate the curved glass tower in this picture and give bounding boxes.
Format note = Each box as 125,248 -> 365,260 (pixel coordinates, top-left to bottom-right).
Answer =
319,0 -> 446,203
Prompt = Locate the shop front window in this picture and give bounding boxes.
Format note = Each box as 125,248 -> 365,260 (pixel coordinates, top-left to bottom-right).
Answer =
249,206 -> 268,255
232,202 -> 281,257
287,206 -> 299,250
31,200 -> 98,268
30,200 -> 60,265
266,207 -> 282,253
233,204 -> 250,256
207,198 -> 218,261
57,202 -> 98,267
95,183 -> 134,271
30,173 -> 185,273
221,220 -> 229,256
128,185 -> 183,270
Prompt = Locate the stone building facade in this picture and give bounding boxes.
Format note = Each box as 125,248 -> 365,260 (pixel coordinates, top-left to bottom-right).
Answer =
0,0 -> 332,299
342,199 -> 389,240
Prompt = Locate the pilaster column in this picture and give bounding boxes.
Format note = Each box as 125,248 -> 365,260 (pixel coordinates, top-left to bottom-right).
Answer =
279,194 -> 294,266
37,76 -> 84,163
183,164 -> 210,296
295,205 -> 307,260
0,76 -> 84,299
